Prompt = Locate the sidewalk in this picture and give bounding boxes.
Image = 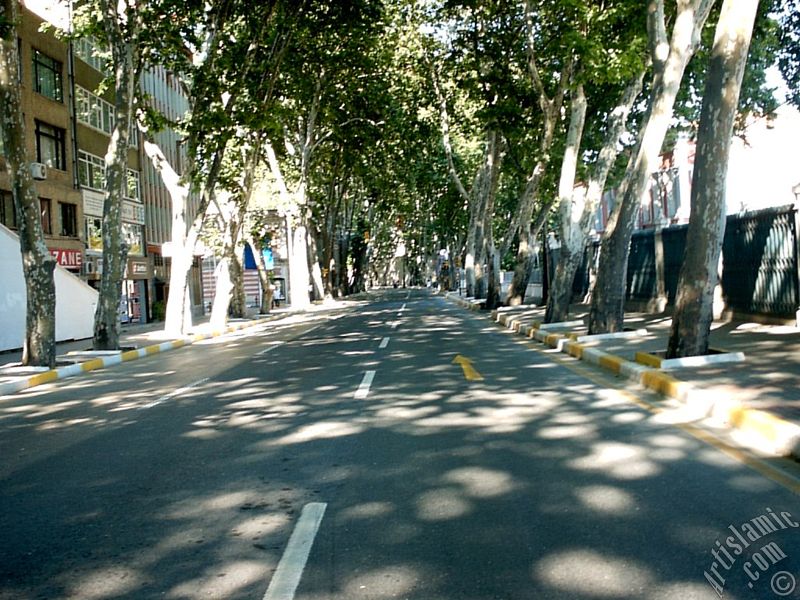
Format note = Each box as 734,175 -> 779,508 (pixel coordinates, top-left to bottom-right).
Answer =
0,299 -> 351,395
445,292 -> 800,460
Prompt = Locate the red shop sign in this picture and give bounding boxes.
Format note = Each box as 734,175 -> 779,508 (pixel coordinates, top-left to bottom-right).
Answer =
50,248 -> 83,270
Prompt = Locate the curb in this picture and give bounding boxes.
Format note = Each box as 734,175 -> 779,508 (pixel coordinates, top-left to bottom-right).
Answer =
444,292 -> 484,311
448,295 -> 800,459
0,316 -> 279,397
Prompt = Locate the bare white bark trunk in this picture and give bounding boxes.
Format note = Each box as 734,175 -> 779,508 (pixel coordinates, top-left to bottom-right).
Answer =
546,83 -> 588,323
142,139 -> 195,336
668,0 -> 758,357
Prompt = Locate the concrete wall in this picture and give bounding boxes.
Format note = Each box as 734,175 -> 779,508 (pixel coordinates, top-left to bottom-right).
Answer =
1,224 -> 98,352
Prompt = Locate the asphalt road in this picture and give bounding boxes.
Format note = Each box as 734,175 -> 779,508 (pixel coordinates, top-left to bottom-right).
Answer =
1,289 -> 799,600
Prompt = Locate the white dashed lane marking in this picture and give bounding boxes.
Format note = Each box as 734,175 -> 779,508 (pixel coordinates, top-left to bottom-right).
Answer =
354,370 -> 376,399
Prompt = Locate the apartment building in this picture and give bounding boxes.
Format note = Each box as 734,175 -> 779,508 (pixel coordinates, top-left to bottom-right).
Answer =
2,2 -> 203,325
0,5 -> 86,276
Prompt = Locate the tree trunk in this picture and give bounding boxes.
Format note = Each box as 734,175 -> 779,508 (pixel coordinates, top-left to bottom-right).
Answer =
231,258 -> 246,317
503,20 -> 573,306
349,223 -> 367,294
209,255 -> 232,329
589,0 -> 714,334
289,220 -> 311,309
482,131 -> 505,309
165,242 -> 195,336
668,0 -> 758,358
464,153 -> 490,297
473,218 -> 487,299
140,139 -> 193,336
308,227 -> 325,301
228,245 -> 246,319
547,73 -> 644,323
207,191 -> 248,326
265,137 -> 315,309
0,0 -> 57,367
545,83 -> 587,323
506,232 -> 535,307
247,237 -> 273,314
93,8 -> 138,350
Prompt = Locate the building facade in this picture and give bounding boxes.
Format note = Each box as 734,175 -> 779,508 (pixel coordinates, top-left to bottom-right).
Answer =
0,5 -> 86,279
2,2 -> 202,326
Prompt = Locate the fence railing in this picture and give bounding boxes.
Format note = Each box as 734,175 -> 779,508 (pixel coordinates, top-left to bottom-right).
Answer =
612,205 -> 799,318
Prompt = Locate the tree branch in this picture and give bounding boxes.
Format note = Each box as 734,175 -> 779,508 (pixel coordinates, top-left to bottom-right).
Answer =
428,53 -> 471,204
264,139 -> 292,205
647,0 -> 669,72
692,0 -> 717,48
524,0 -> 552,116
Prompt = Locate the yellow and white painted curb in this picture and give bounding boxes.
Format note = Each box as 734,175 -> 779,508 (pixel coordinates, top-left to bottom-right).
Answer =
444,292 -> 484,311
0,316 -> 277,397
447,294 -> 800,459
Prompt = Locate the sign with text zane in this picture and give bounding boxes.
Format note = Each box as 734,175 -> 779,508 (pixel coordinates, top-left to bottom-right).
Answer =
50,248 -> 83,270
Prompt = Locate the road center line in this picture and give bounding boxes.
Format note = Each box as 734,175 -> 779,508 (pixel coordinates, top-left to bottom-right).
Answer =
379,337 -> 390,349
143,377 -> 210,408
262,502 -> 327,600
354,370 -> 376,399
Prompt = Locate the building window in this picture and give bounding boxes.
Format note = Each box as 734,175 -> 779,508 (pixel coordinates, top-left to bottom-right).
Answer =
86,217 -> 102,251
74,38 -> 108,75
40,198 -> 51,235
77,150 -> 140,201
127,170 -> 140,201
35,120 -> 67,170
1,191 -> 16,228
122,222 -> 144,256
60,202 -> 78,237
75,86 -> 138,148
32,49 -> 63,102
78,150 -> 105,190
76,86 -> 113,135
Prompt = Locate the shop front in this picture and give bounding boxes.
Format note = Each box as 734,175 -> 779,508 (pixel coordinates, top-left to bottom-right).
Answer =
82,188 -> 150,324
122,257 -> 151,324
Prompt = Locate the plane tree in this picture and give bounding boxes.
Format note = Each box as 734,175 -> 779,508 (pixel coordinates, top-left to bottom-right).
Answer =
426,1 -> 529,303
130,0 -> 300,335
667,0 -> 777,356
65,0 -> 151,349
0,0 -> 57,366
259,0 -> 388,307
543,0 -> 648,323
777,1 -> 800,108
588,0 -> 716,334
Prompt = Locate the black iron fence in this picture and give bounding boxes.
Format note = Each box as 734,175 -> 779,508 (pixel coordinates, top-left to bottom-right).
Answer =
612,205 -> 799,319
721,206 -> 799,317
